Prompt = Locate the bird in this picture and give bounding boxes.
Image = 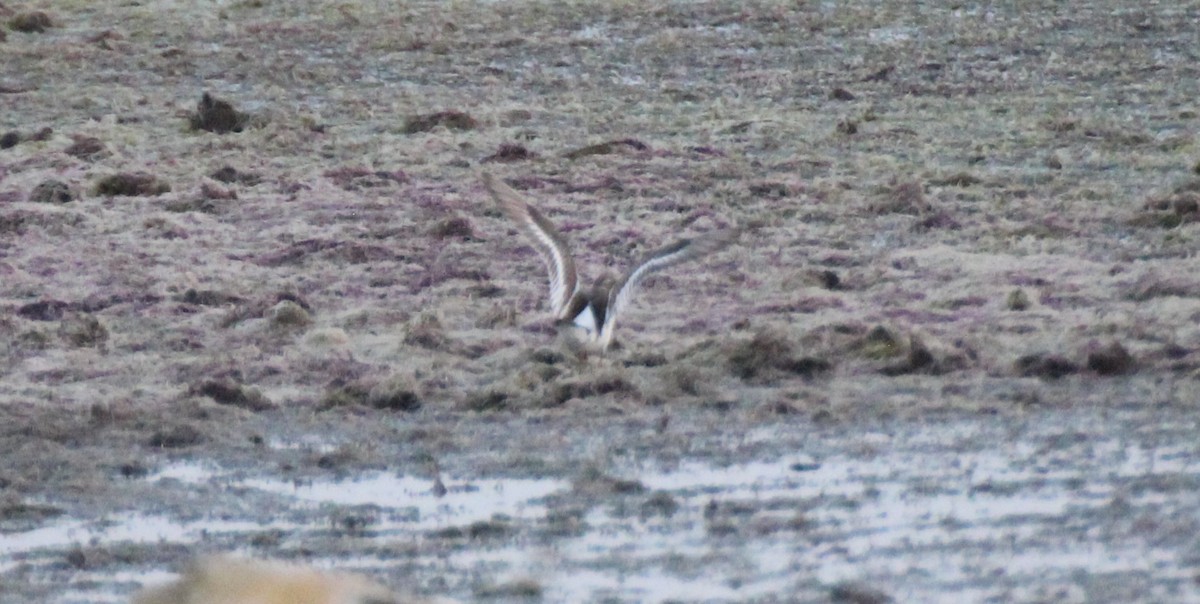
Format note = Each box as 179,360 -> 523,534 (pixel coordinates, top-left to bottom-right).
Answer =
132,555 -> 457,604
482,172 -> 737,352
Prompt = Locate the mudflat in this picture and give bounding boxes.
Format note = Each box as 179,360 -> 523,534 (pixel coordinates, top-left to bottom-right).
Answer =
1,1 -> 1198,602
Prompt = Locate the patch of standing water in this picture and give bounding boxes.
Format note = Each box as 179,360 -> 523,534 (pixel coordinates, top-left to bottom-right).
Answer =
448,425 -> 1200,601
238,471 -> 565,529
5,412 -> 1200,602
0,513 -> 275,573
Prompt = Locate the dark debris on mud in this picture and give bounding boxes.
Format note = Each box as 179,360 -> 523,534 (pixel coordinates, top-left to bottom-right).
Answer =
188,92 -> 251,134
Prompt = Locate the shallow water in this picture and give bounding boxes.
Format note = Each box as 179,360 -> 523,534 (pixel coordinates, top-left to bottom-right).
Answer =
6,406 -> 1199,602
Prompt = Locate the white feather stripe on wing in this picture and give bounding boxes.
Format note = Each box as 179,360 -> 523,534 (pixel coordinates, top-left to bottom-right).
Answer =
603,229 -> 738,336
482,173 -> 579,317
520,209 -> 576,317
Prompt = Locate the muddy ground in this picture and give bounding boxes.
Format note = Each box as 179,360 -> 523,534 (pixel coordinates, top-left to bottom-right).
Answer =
1,1 -> 1199,602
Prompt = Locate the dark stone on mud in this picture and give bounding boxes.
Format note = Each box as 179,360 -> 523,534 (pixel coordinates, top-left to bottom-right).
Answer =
64,136 -> 105,160
1160,343 -> 1190,361
564,138 -> 648,160
17,299 -> 69,321
706,521 -> 739,537
640,491 -> 680,518
819,270 -> 841,290
95,172 -> 170,197
0,130 -> 19,149
830,87 -> 856,101
590,376 -> 635,397
790,461 -> 821,472
1087,341 -> 1135,376
119,463 -> 149,478
1015,353 -> 1079,379
189,92 -> 248,134
210,165 -> 261,186
702,399 -> 735,413
623,351 -> 668,368
192,379 -> 275,412
917,210 -> 961,230
476,579 -> 543,599
335,513 -> 375,533
908,341 -> 935,370
65,548 -> 87,569
830,580 -> 894,604
10,11 -> 53,33
431,519 -> 510,540
315,448 -> 360,470
779,356 -> 832,377
609,478 -> 645,494
748,181 -> 792,198
178,289 -> 243,306
575,467 -> 646,496
482,142 -> 536,163
403,110 -> 477,134
881,337 -> 935,376
467,283 -> 503,298
466,519 -> 512,539
428,216 -> 475,239
367,386 -> 421,412
147,425 -> 206,448
29,179 -> 73,204
530,348 -> 564,365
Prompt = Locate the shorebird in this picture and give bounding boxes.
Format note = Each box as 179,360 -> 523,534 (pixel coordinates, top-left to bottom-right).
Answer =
482,172 -> 737,351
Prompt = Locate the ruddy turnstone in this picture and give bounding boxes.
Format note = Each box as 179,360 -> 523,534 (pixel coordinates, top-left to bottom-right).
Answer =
483,172 -> 737,351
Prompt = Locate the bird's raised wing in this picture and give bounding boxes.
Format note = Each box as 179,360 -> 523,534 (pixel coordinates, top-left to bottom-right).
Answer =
482,173 -> 579,318
604,228 -> 739,335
